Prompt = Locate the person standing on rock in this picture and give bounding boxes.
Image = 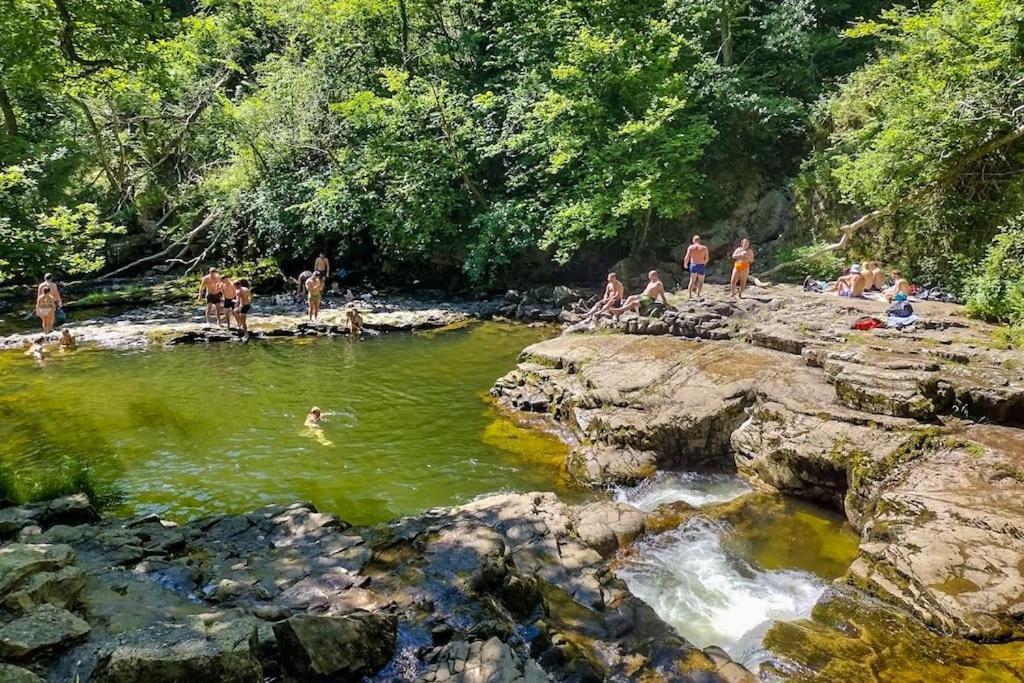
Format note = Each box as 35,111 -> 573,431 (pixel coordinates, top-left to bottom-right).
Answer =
305,272 -> 324,321
220,275 -> 239,330
314,253 -> 330,281
611,270 -> 668,316
730,238 -> 755,299
584,272 -> 625,319
683,235 -> 709,299
236,280 -> 253,335
198,267 -> 224,327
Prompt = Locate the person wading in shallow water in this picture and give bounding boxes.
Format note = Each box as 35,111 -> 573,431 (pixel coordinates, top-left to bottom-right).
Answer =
730,238 -> 755,299
346,304 -> 363,340
198,267 -> 224,327
305,272 -> 324,321
35,286 -> 57,335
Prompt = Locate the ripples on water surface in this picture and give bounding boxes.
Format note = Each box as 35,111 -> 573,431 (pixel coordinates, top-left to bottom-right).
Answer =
0,322 -> 570,524
614,474 -> 859,670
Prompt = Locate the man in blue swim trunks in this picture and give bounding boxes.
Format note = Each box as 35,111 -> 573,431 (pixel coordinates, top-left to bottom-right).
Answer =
683,235 -> 710,299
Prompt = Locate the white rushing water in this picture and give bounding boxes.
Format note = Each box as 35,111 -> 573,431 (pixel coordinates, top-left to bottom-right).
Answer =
615,472 -> 827,669
613,471 -> 751,510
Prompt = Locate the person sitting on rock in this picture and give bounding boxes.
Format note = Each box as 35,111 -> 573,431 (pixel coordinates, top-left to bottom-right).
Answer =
583,272 -> 625,319
864,261 -> 885,292
683,235 -> 709,299
346,304 -> 363,339
885,270 -> 912,302
836,264 -> 866,298
611,270 -> 669,317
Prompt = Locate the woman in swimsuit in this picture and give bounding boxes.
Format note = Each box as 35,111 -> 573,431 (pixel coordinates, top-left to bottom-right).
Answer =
730,239 -> 755,299
35,286 -> 57,334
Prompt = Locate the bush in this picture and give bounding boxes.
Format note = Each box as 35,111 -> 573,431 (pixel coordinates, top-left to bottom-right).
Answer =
966,214 -> 1024,325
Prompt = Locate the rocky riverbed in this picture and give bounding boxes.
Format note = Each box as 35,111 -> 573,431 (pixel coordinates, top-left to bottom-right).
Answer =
491,283 -> 1024,670
0,491 -> 753,682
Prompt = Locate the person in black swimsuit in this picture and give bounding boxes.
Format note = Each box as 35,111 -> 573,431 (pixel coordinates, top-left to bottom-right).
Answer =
236,280 -> 253,335
197,267 -> 224,327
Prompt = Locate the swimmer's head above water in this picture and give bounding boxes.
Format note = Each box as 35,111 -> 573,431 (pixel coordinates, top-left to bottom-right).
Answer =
307,406 -> 322,424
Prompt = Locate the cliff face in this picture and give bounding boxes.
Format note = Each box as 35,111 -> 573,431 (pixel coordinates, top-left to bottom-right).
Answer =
492,285 -> 1024,642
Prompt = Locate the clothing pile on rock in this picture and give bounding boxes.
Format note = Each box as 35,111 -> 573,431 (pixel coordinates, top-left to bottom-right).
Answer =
885,295 -> 917,328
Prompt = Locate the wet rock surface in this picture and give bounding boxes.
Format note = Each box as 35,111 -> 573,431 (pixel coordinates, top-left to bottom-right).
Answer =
0,493 -> 746,681
492,284 -> 1024,644
0,294 -> 508,350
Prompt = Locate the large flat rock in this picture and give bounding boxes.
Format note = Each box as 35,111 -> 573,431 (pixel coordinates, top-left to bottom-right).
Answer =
0,604 -> 90,659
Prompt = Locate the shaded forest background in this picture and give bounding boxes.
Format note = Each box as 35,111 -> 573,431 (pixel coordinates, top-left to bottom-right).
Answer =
1,0 -> 1022,325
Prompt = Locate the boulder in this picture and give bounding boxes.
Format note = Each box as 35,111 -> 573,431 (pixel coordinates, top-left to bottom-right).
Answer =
93,621 -> 262,683
571,502 -> 645,558
0,543 -> 76,596
0,664 -> 43,683
273,611 -> 397,681
0,604 -> 90,659
3,565 -> 86,613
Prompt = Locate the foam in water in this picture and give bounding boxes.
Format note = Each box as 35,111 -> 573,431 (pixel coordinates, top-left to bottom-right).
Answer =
613,471 -> 750,511
618,518 -> 826,669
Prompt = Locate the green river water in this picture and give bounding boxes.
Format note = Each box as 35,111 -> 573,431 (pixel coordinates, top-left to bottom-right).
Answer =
0,322 -> 571,524
1,320 -> 1020,681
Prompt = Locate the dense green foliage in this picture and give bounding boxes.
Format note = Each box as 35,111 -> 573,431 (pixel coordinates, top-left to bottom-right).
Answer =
800,0 -> 1024,297
2,0 -> 895,286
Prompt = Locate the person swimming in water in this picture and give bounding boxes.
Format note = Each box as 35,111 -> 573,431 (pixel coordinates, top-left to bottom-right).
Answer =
25,336 -> 46,360
304,406 -> 333,446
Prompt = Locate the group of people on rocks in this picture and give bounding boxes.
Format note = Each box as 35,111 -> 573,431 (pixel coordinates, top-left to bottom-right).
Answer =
826,262 -> 911,302
583,235 -> 757,321
197,268 -> 254,333
294,253 -> 364,337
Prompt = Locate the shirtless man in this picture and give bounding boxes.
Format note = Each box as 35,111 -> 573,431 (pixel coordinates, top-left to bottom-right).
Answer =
35,287 -> 57,334
314,253 -> 330,280
236,279 -> 253,334
220,275 -> 238,330
584,272 -> 625,319
730,238 -> 755,298
296,270 -> 314,297
37,273 -> 63,310
346,304 -> 363,340
683,235 -> 710,298
836,263 -> 867,298
198,267 -> 224,326
611,270 -> 669,316
885,269 -> 911,301
863,261 -> 885,292
305,272 -> 324,321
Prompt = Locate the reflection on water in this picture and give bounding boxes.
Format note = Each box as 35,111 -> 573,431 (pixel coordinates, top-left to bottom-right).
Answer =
0,322 -> 567,524
615,474 -> 860,669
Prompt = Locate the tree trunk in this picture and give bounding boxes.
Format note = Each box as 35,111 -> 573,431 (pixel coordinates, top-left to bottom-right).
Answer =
0,84 -> 16,136
398,0 -> 410,63
720,0 -> 733,67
